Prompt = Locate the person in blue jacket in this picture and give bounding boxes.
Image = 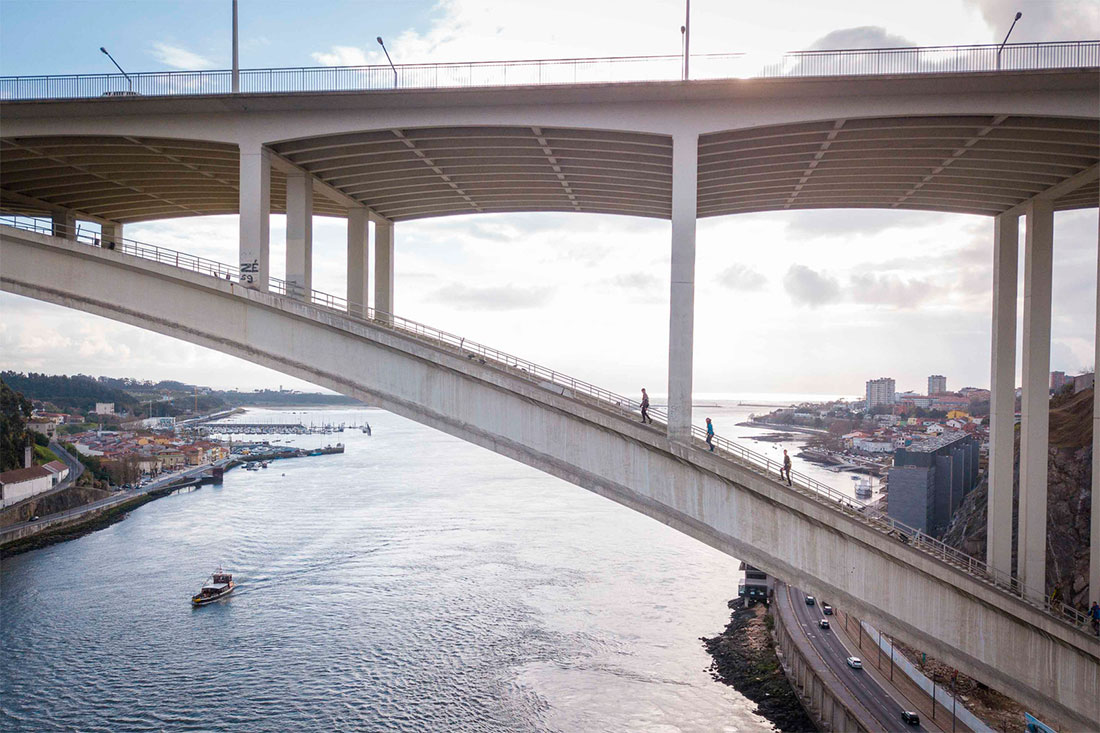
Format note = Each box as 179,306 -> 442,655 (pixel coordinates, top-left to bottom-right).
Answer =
705,418 -> 715,451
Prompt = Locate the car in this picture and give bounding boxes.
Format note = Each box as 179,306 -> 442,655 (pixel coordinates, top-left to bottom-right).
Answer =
822,604 -> 833,615
30,515 -> 40,522
818,619 -> 830,629
805,595 -> 816,605
901,711 -> 920,725
846,656 -> 862,669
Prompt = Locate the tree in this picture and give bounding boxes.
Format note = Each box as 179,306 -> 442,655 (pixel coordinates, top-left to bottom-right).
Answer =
0,378 -> 32,471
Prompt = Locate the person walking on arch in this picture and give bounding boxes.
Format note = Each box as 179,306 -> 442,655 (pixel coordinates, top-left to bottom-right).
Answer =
781,449 -> 793,486
640,388 -> 653,424
705,417 -> 715,451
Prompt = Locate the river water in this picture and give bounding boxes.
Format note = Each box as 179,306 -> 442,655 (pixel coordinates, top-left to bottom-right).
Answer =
1,401 -> 862,732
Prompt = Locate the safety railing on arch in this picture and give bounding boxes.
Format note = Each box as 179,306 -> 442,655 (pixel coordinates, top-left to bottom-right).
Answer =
1,214 -> 1094,635
0,41 -> 1097,100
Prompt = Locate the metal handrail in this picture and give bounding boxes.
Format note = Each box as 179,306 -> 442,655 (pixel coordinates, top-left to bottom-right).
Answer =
2,215 -> 1093,633
1,41 -> 1097,100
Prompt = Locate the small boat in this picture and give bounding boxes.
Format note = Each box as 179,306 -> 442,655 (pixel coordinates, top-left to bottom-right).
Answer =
855,477 -> 873,500
191,569 -> 235,605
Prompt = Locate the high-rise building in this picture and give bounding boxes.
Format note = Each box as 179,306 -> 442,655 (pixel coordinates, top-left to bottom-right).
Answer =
928,374 -> 947,395
1050,371 -> 1068,391
865,377 -> 896,409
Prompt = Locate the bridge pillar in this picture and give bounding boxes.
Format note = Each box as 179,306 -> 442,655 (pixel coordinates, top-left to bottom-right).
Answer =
285,172 -> 313,301
238,143 -> 271,291
667,133 -> 697,442
1018,199 -> 1054,601
100,222 -> 123,247
1093,207 -> 1100,610
347,208 -> 369,317
51,210 -> 75,239
987,213 -> 1018,581
375,220 -> 394,319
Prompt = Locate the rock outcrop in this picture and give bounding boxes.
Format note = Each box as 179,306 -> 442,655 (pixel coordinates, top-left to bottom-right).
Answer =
940,388 -> 1093,609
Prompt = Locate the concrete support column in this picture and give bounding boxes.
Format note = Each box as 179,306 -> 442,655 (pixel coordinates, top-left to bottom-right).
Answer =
1092,207 -> 1100,608
374,220 -> 394,319
1018,199 -> 1054,601
667,132 -> 698,442
285,172 -> 313,301
51,210 -> 75,239
238,142 -> 271,291
987,213 -> 1018,581
346,208 -> 369,318
100,222 -> 123,247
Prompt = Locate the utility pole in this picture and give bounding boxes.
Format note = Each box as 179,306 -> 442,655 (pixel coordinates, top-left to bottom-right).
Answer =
996,11 -> 1022,70
231,0 -> 240,92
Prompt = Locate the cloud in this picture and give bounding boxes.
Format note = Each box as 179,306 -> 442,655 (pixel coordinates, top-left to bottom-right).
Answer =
611,272 -> 662,290
808,26 -> 917,50
717,264 -> 767,291
849,273 -> 934,308
311,46 -> 373,67
150,42 -> 215,70
428,283 -> 554,310
782,210 -> 940,238
783,265 -> 841,307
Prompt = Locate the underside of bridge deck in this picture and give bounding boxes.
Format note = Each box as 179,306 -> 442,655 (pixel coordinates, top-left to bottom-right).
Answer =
1,114 -> 1095,224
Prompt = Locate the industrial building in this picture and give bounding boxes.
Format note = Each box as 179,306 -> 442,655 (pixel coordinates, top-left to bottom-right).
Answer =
887,432 -> 980,535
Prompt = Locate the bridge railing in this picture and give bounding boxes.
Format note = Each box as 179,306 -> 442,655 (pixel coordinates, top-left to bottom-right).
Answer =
2,216 -> 1093,633
1,41 -> 1097,100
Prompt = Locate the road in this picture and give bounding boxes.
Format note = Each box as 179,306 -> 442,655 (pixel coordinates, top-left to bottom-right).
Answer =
785,584 -> 932,732
1,460 -> 227,538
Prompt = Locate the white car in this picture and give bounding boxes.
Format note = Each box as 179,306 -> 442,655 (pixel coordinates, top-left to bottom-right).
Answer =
846,656 -> 863,669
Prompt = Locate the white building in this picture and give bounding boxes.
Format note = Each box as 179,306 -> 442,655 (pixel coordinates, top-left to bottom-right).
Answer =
0,465 -> 54,508
865,377 -> 896,409
43,460 -> 70,486
95,402 -> 115,415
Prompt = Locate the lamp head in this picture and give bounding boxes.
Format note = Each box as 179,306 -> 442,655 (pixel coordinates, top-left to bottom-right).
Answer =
100,47 -> 108,54
376,36 -> 384,45
1014,11 -> 1022,20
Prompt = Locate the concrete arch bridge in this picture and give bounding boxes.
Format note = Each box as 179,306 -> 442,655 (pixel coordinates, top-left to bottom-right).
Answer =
1,43 -> 1098,727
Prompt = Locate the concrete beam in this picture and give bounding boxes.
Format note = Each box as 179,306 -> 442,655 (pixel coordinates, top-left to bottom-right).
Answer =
667,132 -> 697,442
1018,198 -> 1054,601
238,142 -> 271,291
375,220 -> 394,319
347,207 -> 369,317
0,188 -> 113,226
1001,162 -> 1100,218
285,172 -> 313,301
988,213 -> 1018,581
267,150 -> 387,224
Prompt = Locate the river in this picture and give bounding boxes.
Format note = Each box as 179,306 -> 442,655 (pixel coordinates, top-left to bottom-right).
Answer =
1,399 -> 863,732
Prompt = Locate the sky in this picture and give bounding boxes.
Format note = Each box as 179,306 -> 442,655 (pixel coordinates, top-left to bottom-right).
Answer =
1,0 -> 1098,398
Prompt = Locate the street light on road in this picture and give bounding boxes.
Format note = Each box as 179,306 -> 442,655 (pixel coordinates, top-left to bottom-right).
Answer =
99,46 -> 132,92
996,11 -> 1023,70
377,36 -> 397,88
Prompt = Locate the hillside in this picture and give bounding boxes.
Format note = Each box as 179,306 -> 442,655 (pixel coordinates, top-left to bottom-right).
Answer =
940,387 -> 1093,609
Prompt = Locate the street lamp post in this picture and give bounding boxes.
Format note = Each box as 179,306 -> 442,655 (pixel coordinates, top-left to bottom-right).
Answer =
99,46 -> 132,92
231,0 -> 239,92
996,11 -> 1023,70
377,36 -> 397,88
682,0 -> 690,81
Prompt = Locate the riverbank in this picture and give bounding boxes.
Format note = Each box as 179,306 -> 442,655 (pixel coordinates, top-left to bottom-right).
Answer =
0,492 -> 162,557
701,598 -> 816,732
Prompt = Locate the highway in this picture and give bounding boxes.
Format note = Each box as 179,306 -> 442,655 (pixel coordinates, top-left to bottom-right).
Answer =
785,584 -> 933,732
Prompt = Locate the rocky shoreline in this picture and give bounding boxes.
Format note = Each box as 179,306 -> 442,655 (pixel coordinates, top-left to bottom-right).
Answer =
702,598 -> 816,732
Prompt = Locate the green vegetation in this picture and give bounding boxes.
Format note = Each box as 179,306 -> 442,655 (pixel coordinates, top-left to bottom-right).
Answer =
1,378 -> 32,471
34,444 -> 60,465
2,371 -> 140,415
